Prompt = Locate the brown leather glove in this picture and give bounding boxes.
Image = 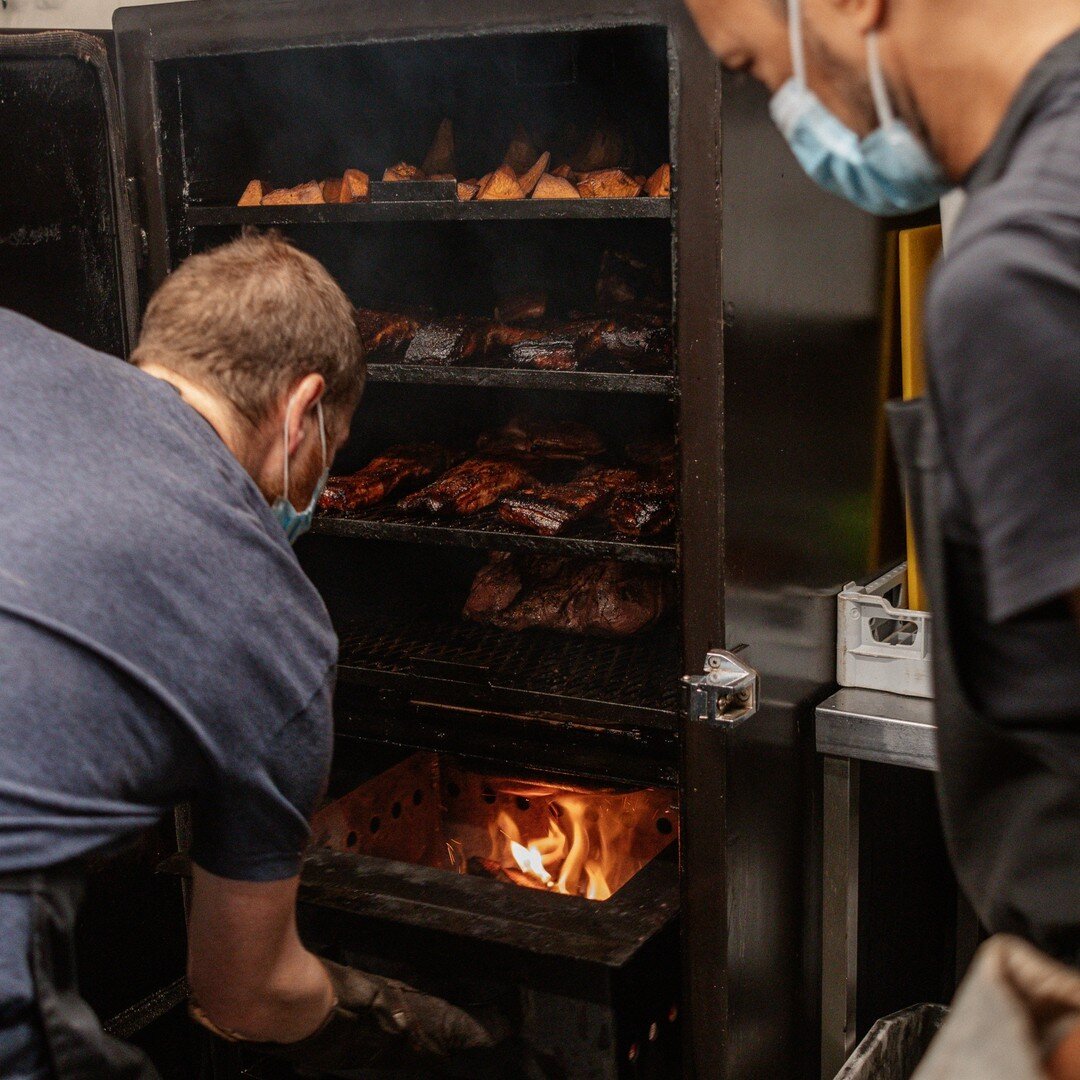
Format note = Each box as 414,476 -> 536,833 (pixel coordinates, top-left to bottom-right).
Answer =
192,959 -> 495,1074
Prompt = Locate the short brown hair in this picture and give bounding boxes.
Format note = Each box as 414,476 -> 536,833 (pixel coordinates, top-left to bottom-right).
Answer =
132,231 -> 364,427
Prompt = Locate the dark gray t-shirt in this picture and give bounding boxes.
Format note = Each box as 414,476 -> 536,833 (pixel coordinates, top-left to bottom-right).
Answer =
0,309 -> 337,1077
926,30 -> 1080,721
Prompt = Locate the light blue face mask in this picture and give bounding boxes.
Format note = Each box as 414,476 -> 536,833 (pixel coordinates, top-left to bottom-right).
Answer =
271,396 -> 329,544
769,0 -> 949,216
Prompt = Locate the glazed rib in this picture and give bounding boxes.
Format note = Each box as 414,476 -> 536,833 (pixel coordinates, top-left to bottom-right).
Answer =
354,309 -> 420,361
498,467 -> 639,535
607,477 -> 677,538
398,456 -> 532,517
318,444 -> 454,512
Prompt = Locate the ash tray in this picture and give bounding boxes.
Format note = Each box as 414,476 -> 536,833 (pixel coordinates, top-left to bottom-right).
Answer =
369,179 -> 457,203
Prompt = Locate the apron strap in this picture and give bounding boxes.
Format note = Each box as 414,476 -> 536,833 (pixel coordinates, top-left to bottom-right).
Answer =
0,866 -> 161,1080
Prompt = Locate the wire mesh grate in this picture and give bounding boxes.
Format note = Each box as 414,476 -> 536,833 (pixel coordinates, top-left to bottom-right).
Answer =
337,612 -> 680,723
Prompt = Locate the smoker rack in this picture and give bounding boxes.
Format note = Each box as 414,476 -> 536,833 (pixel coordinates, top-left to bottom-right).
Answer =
313,502 -> 677,565
362,363 -> 675,395
187,199 -> 670,226
336,612 -> 680,728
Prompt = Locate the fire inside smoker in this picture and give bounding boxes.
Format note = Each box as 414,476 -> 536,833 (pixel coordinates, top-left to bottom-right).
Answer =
311,752 -> 677,902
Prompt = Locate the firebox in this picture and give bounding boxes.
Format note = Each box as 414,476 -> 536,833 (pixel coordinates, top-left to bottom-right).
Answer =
4,1 -> 892,1075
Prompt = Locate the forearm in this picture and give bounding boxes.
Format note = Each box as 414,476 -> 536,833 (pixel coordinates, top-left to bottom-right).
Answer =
187,865 -> 334,1043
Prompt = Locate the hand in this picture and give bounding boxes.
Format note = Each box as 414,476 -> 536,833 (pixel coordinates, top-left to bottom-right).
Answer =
250,959 -> 495,1074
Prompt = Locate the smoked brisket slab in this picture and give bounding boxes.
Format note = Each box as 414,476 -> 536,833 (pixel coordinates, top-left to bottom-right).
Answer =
464,554 -> 669,637
498,467 -> 639,535
592,314 -> 672,372
398,456 -> 532,517
403,318 -> 487,366
318,444 -> 454,513
477,417 -> 605,461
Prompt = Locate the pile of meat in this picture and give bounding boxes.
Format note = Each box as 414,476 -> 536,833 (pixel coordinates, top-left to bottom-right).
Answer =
236,119 -> 670,205
463,552 -> 671,638
355,251 -> 671,375
318,420 -> 676,541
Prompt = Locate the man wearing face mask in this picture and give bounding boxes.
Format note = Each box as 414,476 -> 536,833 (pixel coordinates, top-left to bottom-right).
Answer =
684,0 -> 1080,966
0,232 -> 493,1079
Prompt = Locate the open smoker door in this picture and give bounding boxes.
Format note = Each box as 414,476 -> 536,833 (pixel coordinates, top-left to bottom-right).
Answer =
0,31 -> 140,356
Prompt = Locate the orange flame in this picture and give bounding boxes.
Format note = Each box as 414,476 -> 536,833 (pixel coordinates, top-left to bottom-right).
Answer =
491,790 -> 661,901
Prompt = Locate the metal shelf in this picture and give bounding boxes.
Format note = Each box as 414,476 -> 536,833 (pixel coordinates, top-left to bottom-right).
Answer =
312,504 -> 676,565
335,613 -> 680,729
365,362 -> 675,395
187,198 -> 671,227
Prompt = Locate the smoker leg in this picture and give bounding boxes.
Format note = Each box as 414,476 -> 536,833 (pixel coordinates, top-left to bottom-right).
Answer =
821,755 -> 859,1080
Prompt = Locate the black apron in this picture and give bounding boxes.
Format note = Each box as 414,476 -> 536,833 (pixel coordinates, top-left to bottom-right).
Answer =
888,398 -> 1080,962
0,865 -> 160,1080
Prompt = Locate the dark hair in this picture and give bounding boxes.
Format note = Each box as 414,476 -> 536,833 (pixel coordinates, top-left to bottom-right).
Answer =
132,231 -> 364,428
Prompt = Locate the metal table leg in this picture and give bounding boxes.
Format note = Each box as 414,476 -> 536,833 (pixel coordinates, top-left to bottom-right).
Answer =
821,754 -> 860,1080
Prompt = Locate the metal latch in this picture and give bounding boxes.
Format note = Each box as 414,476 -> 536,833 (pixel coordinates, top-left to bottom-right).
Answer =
682,649 -> 759,728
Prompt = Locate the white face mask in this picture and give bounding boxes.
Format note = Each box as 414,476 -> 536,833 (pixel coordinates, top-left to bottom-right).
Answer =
270,396 -> 328,544
768,0 -> 950,215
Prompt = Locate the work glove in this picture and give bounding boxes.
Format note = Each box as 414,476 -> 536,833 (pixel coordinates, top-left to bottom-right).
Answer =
191,958 -> 496,1075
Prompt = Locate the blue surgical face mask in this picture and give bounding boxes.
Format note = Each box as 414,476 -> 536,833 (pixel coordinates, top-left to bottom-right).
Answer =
271,396 -> 329,544
769,0 -> 949,215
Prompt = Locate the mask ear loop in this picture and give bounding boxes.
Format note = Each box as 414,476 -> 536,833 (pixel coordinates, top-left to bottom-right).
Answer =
280,393 -> 327,508
786,0 -> 808,87
315,400 -> 327,472
281,393 -> 295,508
865,30 -> 896,129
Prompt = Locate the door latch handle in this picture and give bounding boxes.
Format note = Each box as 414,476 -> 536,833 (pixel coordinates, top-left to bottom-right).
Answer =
682,649 -> 759,728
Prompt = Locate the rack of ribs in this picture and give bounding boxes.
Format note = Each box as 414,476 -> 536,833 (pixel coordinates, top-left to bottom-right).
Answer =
354,309 -> 420,361
607,476 -> 677,538
398,456 -> 532,517
498,466 -> 639,535
317,444 -> 455,513
402,318 -> 489,366
477,417 -> 605,460
464,554 -> 670,637
591,314 -> 672,372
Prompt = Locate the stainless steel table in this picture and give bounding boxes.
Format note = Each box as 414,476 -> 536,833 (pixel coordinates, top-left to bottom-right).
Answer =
817,688 -> 937,1080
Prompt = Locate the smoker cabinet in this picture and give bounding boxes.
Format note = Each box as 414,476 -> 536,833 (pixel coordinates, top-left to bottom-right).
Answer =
2,2 -> 893,1076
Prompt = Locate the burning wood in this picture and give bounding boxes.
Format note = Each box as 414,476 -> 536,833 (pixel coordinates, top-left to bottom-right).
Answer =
503,123 -> 540,175
644,162 -> 671,198
531,173 -> 580,200
517,151 -> 550,197
339,168 -> 370,202
477,164 -> 525,201
550,163 -> 576,181
421,117 -> 456,177
383,161 -> 426,182
456,180 -> 480,202
576,169 -> 643,199
261,179 -> 324,205
321,177 -> 342,203
237,179 -> 264,206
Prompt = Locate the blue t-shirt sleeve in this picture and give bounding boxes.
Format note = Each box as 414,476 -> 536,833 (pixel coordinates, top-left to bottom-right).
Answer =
928,214 -> 1080,624
189,666 -> 334,882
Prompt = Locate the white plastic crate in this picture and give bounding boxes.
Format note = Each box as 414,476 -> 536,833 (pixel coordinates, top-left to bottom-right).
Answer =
837,563 -> 932,699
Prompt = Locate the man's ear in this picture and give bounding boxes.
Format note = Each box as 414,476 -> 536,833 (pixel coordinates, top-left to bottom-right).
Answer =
282,373 -> 326,458
849,0 -> 886,33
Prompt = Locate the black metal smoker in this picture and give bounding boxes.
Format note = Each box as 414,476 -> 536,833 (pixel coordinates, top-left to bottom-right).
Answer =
1,3 -> 892,1076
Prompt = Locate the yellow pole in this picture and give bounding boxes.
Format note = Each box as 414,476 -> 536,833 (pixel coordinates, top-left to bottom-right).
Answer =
898,224 -> 943,611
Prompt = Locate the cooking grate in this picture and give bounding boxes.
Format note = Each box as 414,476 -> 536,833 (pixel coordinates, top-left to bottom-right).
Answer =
313,503 -> 676,565
336,611 -> 680,727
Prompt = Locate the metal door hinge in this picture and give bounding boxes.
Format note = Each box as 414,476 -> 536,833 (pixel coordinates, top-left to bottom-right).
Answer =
683,649 -> 759,728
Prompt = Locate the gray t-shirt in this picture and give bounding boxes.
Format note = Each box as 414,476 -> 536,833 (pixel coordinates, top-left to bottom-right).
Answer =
0,309 -> 337,1077
926,30 -> 1080,721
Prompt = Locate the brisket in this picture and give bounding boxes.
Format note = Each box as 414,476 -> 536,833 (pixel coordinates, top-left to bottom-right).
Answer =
498,466 -> 639,535
478,417 -> 605,460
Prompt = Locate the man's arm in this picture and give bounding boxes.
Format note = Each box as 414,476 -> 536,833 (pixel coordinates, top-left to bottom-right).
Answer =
186,864 -> 334,1043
